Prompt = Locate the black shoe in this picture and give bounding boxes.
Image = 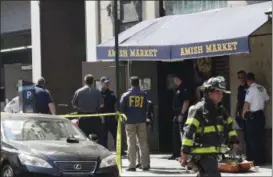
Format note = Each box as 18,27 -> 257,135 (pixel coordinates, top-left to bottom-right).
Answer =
121,151 -> 126,155
126,168 -> 136,172
136,164 -> 141,169
168,155 -> 179,160
142,167 -> 150,171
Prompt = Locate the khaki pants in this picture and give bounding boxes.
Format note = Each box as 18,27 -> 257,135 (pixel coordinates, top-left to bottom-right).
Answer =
136,125 -> 150,165
125,123 -> 149,168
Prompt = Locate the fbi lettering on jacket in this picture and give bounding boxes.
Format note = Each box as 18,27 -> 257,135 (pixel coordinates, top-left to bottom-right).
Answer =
129,96 -> 144,108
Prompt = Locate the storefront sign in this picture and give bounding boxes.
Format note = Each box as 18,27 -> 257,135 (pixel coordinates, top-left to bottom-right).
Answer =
96,46 -> 171,61
18,80 -> 36,113
171,37 -> 249,60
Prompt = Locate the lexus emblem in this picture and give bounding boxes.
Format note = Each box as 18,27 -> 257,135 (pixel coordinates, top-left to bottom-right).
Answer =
73,164 -> 82,170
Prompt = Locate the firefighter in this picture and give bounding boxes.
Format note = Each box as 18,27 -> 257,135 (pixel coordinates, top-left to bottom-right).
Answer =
180,76 -> 239,177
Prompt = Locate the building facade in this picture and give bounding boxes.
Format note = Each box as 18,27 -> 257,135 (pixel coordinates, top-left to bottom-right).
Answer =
1,1 -> 32,106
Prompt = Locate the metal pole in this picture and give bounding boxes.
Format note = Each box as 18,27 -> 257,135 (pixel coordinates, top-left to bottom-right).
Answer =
114,0 -> 120,109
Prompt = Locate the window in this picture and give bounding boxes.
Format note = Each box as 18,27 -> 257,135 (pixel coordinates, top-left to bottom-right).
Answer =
164,0 -> 228,15
246,0 -> 271,5
120,0 -> 142,23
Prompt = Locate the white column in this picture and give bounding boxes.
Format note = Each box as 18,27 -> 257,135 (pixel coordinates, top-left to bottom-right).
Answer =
30,1 -> 42,82
142,1 -> 159,20
85,1 -> 99,62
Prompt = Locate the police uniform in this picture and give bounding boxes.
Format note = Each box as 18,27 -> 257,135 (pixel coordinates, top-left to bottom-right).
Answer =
120,87 -> 149,170
181,76 -> 239,177
236,83 -> 248,128
244,82 -> 269,165
172,81 -> 190,158
101,87 -> 117,148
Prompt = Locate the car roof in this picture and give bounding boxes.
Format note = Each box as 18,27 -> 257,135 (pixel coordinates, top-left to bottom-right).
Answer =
1,112 -> 68,121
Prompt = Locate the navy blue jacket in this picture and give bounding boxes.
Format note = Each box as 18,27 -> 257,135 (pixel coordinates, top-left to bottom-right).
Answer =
120,87 -> 147,124
34,85 -> 53,114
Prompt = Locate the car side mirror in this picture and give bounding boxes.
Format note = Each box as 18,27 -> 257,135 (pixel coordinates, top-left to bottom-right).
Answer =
88,134 -> 98,142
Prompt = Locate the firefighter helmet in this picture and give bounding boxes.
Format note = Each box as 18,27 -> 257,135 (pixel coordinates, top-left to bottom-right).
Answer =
201,76 -> 231,94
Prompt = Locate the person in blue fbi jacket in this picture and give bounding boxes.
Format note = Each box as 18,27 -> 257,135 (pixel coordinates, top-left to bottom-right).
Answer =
120,76 -> 150,171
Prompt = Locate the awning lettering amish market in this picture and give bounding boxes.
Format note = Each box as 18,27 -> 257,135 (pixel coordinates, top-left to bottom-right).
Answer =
108,48 -> 158,58
172,38 -> 249,60
97,46 -> 170,61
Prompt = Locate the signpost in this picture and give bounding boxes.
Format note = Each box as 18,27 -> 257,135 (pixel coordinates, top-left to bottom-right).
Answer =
113,0 -> 122,173
18,80 -> 36,113
114,0 -> 120,103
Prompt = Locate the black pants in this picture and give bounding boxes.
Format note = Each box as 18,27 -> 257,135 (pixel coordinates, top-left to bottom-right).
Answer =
78,114 -> 104,146
193,155 -> 221,177
245,110 -> 266,165
172,114 -> 186,156
103,117 -> 117,149
235,109 -> 249,158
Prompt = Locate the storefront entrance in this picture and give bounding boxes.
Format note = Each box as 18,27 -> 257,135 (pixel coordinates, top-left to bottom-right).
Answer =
157,60 -> 194,152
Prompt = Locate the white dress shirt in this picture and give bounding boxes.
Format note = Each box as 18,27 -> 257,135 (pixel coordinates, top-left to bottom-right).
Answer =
4,96 -> 20,113
245,83 -> 269,112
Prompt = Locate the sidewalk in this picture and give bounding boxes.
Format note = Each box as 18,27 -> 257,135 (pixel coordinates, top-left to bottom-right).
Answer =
121,154 -> 272,176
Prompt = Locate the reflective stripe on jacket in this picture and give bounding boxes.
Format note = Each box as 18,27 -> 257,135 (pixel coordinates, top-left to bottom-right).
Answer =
181,99 -> 238,155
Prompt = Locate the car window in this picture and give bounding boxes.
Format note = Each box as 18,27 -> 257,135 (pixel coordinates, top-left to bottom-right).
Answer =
2,118 -> 86,141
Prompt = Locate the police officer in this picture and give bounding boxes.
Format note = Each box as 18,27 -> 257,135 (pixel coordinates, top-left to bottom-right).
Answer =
136,99 -> 154,169
235,70 -> 249,157
100,76 -> 117,149
72,74 -> 104,145
34,77 -> 56,114
242,72 -> 269,165
169,74 -> 190,160
180,76 -> 239,177
236,70 -> 248,128
120,76 -> 149,171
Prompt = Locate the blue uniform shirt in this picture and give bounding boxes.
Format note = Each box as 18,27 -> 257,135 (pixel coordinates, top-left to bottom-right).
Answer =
237,84 -> 248,110
172,83 -> 190,112
34,85 -> 53,114
120,87 -> 148,124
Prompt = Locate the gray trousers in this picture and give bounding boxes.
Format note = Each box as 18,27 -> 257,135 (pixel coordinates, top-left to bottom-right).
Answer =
125,123 -> 149,168
136,124 -> 150,165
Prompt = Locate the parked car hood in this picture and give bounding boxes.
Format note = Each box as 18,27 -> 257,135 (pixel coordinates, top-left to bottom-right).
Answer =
7,140 -> 112,161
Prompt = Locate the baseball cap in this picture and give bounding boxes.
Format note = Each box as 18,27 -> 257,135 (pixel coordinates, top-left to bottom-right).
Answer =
100,76 -> 111,83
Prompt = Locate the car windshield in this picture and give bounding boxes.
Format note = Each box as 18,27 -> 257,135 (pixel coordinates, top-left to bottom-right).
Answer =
2,118 -> 86,141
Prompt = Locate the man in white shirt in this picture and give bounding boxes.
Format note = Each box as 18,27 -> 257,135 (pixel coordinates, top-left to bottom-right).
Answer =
242,72 -> 270,165
4,85 -> 20,113
4,96 -> 20,113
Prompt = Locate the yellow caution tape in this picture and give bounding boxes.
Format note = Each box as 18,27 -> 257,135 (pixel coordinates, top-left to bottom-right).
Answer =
1,111 -> 127,174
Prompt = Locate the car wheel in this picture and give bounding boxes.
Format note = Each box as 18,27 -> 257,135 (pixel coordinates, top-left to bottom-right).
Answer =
1,165 -> 14,177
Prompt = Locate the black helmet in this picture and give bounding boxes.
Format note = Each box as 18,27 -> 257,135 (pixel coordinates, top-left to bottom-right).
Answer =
201,76 -> 231,94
